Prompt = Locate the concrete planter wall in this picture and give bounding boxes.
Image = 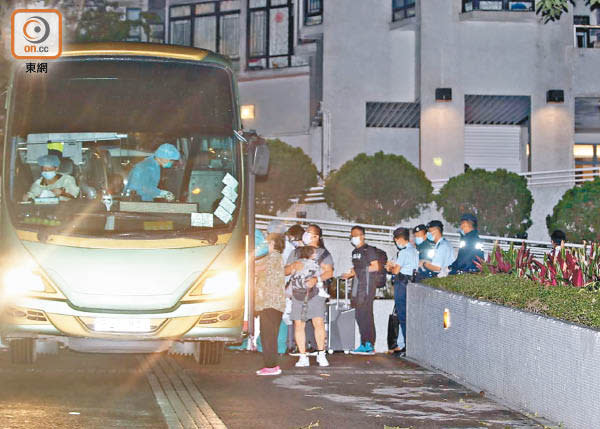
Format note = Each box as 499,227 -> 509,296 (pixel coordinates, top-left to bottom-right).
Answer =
407,283 -> 600,429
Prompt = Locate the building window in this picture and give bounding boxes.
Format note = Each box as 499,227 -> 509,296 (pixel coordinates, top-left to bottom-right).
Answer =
304,0 -> 322,26
169,1 -> 241,60
247,0 -> 293,69
392,0 -> 416,22
462,0 -> 534,12
126,7 -> 142,42
574,143 -> 600,180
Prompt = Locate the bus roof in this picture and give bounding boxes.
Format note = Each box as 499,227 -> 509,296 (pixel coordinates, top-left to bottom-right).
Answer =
61,42 -> 233,68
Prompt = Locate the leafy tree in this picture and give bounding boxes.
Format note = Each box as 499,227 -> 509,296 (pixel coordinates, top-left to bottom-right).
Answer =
537,0 -> 600,22
546,178 -> 600,242
324,152 -> 432,225
436,168 -> 533,237
255,139 -> 319,216
74,3 -> 158,43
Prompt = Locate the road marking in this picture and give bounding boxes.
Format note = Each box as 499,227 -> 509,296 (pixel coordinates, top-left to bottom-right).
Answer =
139,356 -> 227,429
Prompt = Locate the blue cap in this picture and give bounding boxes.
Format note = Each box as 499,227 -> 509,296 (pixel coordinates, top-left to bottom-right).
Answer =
37,154 -> 60,168
460,213 -> 478,227
155,143 -> 180,160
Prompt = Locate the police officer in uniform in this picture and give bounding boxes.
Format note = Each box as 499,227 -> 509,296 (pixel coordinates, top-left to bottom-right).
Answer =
417,220 -> 455,279
413,224 -> 435,263
449,213 -> 484,275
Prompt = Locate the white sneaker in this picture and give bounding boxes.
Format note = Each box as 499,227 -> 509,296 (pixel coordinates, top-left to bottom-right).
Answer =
295,354 -> 310,367
316,351 -> 329,367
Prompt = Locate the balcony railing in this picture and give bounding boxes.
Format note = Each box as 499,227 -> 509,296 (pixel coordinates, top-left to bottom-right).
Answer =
462,0 -> 534,12
304,0 -> 322,26
574,25 -> 600,48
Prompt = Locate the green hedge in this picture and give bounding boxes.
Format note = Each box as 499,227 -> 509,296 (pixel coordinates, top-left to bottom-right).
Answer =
255,139 -> 319,215
436,168 -> 533,237
324,152 -> 432,225
425,274 -> 600,329
546,178 -> 600,242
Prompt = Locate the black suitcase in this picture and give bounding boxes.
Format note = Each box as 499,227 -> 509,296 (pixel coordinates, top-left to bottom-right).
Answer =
327,278 -> 356,354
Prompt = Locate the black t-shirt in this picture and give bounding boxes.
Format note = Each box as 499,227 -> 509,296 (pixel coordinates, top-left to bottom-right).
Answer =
352,244 -> 377,290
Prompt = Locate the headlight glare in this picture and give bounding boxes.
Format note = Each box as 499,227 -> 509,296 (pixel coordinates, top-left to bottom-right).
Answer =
189,271 -> 241,298
3,268 -> 55,297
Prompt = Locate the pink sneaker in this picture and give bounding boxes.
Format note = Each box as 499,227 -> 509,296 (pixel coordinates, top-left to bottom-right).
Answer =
256,366 -> 282,376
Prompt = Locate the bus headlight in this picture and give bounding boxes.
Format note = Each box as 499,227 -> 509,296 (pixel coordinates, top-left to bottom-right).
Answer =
187,271 -> 241,298
2,268 -> 57,297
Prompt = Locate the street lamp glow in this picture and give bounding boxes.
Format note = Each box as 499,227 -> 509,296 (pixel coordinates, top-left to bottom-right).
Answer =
433,157 -> 443,167
241,105 -> 255,120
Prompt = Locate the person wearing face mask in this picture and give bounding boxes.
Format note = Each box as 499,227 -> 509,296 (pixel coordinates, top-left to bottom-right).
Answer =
449,213 -> 484,275
342,225 -> 380,355
385,227 -> 419,357
417,220 -> 455,278
284,224 -> 334,367
125,143 -> 180,202
413,224 -> 435,263
23,155 -> 80,202
282,223 -> 304,351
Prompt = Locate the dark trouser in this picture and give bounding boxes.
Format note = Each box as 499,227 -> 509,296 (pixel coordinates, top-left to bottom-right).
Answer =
355,297 -> 376,345
394,278 -> 408,348
259,308 -> 283,368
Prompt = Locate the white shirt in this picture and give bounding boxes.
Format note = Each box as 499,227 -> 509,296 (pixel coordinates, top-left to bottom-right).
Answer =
26,174 -> 80,202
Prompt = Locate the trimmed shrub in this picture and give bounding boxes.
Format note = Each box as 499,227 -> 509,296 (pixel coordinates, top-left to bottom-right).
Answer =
255,139 -> 319,215
323,152 -> 433,225
425,274 -> 600,329
546,178 -> 600,242
436,168 -> 533,237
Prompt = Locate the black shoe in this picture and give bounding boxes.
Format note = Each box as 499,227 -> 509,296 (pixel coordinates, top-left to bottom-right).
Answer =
288,346 -> 301,356
393,348 -> 406,358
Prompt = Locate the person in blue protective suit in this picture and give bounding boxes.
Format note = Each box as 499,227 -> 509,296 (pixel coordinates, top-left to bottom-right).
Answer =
126,143 -> 180,201
449,213 -> 484,275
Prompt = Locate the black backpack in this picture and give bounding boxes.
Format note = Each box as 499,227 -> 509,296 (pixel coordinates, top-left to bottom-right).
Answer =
370,246 -> 388,288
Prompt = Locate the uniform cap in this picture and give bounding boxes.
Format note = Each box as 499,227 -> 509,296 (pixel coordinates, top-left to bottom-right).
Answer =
413,224 -> 427,233
37,154 -> 60,168
460,213 -> 478,227
155,143 -> 181,160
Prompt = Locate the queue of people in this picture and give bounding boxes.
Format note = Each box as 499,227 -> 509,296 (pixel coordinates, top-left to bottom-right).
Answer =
253,214 -> 485,376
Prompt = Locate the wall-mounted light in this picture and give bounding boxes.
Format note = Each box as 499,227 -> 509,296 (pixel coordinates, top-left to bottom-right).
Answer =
443,308 -> 451,329
546,90 -> 564,104
435,88 -> 452,102
433,157 -> 443,167
241,104 -> 255,120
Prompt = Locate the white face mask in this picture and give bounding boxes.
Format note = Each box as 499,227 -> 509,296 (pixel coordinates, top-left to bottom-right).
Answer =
41,171 -> 57,180
350,236 -> 362,247
302,232 -> 313,246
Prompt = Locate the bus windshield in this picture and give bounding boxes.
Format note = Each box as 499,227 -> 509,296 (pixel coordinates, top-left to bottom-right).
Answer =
5,59 -> 242,239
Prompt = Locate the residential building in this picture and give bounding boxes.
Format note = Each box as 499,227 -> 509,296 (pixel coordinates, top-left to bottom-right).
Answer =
163,0 -> 600,239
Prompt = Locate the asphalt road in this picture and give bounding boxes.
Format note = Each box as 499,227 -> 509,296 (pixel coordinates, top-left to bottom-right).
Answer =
0,347 -> 549,429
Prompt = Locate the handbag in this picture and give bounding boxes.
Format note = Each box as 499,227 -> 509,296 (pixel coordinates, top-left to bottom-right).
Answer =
387,307 -> 400,350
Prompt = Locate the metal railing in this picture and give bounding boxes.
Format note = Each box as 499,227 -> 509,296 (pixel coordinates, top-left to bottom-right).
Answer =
256,214 -> 584,260
432,166 -> 600,193
301,167 -> 600,198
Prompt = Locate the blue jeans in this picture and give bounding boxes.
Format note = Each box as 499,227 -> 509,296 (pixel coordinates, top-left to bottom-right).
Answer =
394,278 -> 408,349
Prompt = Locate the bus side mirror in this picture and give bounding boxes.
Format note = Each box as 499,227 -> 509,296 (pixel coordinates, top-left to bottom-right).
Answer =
251,139 -> 269,177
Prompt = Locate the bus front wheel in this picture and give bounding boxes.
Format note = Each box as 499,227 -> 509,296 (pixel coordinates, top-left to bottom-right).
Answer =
10,339 -> 37,364
194,341 -> 224,365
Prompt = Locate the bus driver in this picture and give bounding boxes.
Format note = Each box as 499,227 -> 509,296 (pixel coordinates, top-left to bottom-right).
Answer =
125,143 -> 180,202
23,154 -> 80,202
